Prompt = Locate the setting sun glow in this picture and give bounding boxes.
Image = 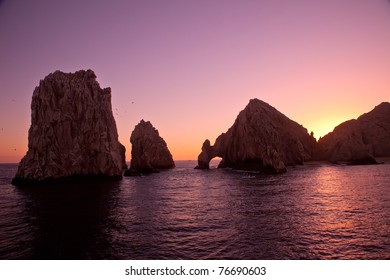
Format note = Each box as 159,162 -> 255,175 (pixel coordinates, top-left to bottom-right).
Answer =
0,0 -> 389,163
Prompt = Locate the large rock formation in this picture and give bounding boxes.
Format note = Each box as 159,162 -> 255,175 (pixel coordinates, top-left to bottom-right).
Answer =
317,102 -> 390,164
125,120 -> 175,175
196,99 -> 317,173
12,70 -> 126,186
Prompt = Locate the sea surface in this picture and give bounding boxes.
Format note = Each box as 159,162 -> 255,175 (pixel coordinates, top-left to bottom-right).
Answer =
0,160 -> 389,260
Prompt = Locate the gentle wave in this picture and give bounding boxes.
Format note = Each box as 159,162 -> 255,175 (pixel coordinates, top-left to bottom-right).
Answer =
0,162 -> 389,259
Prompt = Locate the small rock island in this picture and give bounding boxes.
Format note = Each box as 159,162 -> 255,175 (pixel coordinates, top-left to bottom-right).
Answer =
196,98 -> 317,173
124,120 -> 175,176
12,70 -> 126,186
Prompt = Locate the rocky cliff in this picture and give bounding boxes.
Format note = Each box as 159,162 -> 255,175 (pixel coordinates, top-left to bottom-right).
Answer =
12,70 -> 126,186
317,102 -> 390,164
196,99 -> 317,173
125,120 -> 175,175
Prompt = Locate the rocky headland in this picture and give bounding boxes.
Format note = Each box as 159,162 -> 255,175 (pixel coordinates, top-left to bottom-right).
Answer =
11,68 -> 389,183
124,120 -> 175,176
317,102 -> 390,164
12,70 -> 126,186
196,99 -> 317,173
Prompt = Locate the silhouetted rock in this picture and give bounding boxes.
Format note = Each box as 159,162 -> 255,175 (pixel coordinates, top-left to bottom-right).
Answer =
119,143 -> 127,170
317,102 -> 390,164
196,99 -> 317,173
348,157 -> 380,165
12,70 -> 126,186
125,120 -> 175,175
194,139 -> 216,169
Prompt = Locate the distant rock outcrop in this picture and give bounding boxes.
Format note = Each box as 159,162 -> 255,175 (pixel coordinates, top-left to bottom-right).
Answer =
12,70 -> 126,186
196,99 -> 317,173
125,120 -> 175,176
317,102 -> 390,164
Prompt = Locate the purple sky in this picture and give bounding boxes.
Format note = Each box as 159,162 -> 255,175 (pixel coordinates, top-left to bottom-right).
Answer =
1,0 -> 390,162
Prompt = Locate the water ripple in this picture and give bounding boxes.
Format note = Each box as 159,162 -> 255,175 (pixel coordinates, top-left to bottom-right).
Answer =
0,162 -> 390,259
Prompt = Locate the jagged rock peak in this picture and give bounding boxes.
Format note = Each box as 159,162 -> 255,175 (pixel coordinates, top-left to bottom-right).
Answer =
196,98 -> 317,173
317,102 -> 390,164
358,102 -> 390,121
12,69 -> 126,186
125,120 -> 175,176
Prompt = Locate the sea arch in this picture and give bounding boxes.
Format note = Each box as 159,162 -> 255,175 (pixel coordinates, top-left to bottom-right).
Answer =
195,139 -> 224,169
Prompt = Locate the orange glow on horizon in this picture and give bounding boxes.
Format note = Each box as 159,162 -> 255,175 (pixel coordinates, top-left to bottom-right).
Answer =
0,103 -> 386,164
305,116 -> 353,141
1,0 -> 389,163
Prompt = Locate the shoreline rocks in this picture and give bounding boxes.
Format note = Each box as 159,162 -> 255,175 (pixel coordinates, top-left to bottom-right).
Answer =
317,102 -> 390,165
11,69 -> 389,183
12,70 -> 126,186
196,99 -> 317,173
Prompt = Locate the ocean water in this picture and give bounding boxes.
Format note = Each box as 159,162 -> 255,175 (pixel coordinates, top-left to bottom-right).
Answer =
0,160 -> 389,260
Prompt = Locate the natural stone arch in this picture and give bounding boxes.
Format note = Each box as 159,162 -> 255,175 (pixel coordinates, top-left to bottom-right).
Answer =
194,99 -> 319,173
195,139 -> 221,169
209,156 -> 223,168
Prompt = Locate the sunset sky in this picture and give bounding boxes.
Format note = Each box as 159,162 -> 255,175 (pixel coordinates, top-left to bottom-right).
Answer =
0,0 -> 389,163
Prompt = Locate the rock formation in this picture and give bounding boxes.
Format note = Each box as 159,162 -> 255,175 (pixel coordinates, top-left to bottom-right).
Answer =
12,70 -> 126,186
196,99 -> 317,173
125,120 -> 175,175
317,102 -> 390,164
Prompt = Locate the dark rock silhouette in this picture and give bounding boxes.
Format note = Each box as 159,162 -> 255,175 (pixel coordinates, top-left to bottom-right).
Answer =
12,70 -> 126,186
125,120 -> 175,176
119,143 -> 128,170
317,102 -> 390,164
196,99 -> 317,173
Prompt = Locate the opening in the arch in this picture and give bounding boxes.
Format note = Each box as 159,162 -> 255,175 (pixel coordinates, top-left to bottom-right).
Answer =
209,157 -> 222,169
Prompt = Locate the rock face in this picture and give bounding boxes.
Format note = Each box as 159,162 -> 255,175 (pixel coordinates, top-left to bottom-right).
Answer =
12,70 -> 126,186
196,99 -> 317,173
317,102 -> 390,164
125,120 -> 175,175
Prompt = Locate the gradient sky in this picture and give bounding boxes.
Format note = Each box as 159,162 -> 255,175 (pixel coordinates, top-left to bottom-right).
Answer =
1,0 -> 389,163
